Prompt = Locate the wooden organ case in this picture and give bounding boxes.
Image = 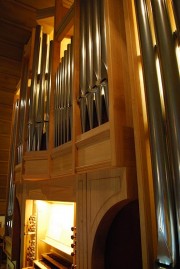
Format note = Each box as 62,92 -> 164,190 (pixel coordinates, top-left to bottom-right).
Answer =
6,0 -> 180,268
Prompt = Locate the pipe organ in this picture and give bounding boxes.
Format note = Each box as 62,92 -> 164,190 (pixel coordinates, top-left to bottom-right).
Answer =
5,0 -> 180,269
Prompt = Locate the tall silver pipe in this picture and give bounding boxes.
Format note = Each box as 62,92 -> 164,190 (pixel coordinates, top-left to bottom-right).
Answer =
45,40 -> 53,149
57,64 -> 62,147
54,70 -> 58,147
100,0 -> 109,119
92,0 -> 102,126
93,0 -> 101,83
80,0 -> 88,132
151,0 -> 180,260
62,50 -> 68,144
66,43 -> 71,141
17,58 -> 29,162
100,0 -> 108,79
68,37 -> 74,141
36,33 -> 47,150
28,25 -> 41,151
86,0 -> 94,129
60,57 -> 65,144
135,0 -> 177,266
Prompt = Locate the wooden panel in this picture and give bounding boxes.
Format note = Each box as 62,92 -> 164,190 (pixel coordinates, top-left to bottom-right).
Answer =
0,135 -> 10,150
0,162 -> 8,175
0,57 -> 21,77
76,123 -> 111,172
0,40 -> 23,61
0,175 -> 8,203
51,143 -> 73,177
0,72 -> 20,92
0,200 -> 7,215
0,187 -> 7,199
16,0 -> 55,10
55,0 -> 69,33
0,104 -> 13,121
14,164 -> 22,183
23,151 -> 49,180
0,0 -> 36,29
0,20 -> 31,46
62,0 -> 74,9
0,120 -> 11,135
0,91 -> 14,105
0,175 -> 8,186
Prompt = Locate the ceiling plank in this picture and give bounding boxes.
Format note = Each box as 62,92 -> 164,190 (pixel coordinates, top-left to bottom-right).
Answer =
0,0 -> 36,30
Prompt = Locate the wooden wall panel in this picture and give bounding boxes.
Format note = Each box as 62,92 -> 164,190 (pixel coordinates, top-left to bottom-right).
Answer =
0,20 -> 31,46
0,41 -> 23,62
0,91 -> 14,105
0,105 -> 13,121
0,57 -> 21,77
0,120 -> 11,135
0,150 -> 9,162
0,0 -> 36,29
0,135 -> 10,150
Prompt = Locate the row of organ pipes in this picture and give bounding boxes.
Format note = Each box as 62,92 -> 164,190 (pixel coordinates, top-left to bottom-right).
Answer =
8,0 -> 180,267
135,0 -> 180,267
54,39 -> 74,147
79,0 -> 109,132
16,26 -> 53,164
28,26 -> 53,152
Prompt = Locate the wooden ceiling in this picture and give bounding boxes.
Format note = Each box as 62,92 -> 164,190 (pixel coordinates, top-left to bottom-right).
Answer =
0,0 -> 55,215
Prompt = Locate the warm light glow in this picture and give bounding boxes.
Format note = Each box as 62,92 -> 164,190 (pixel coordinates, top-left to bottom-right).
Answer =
36,201 -> 75,255
28,79 -> 31,87
60,38 -> 71,59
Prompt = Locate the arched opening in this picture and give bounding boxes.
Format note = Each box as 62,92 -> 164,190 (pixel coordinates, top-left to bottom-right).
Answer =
92,200 -> 142,269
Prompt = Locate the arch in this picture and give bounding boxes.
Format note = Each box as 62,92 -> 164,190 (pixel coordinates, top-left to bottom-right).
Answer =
92,200 -> 142,269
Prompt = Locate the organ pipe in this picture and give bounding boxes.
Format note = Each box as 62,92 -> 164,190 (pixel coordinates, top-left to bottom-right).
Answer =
135,0 -> 177,266
151,0 -> 180,260
28,25 -> 41,151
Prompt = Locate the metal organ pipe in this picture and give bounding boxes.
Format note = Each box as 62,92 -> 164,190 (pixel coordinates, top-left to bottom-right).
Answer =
151,0 -> 180,261
135,0 -> 177,266
28,25 -> 41,151
45,40 -> 53,149
79,0 -> 88,132
17,58 -> 29,163
93,0 -> 102,126
36,33 -> 47,150
100,0 -> 109,120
